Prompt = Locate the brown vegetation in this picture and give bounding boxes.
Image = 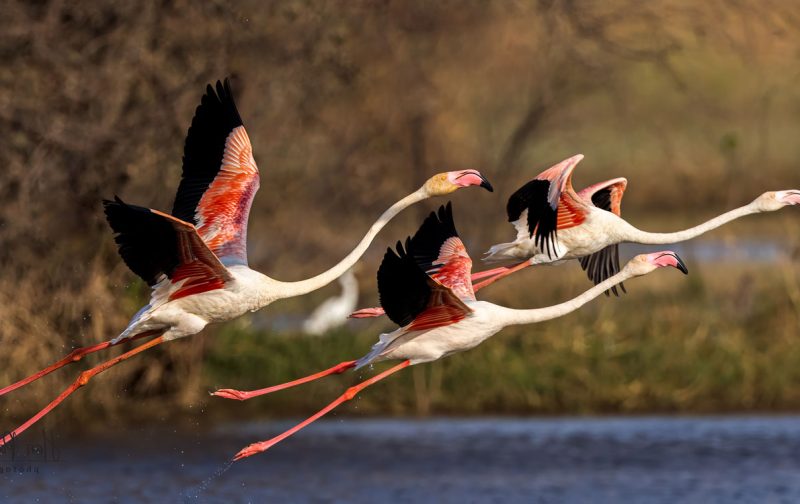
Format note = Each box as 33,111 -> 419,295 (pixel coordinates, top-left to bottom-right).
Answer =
0,1 -> 798,425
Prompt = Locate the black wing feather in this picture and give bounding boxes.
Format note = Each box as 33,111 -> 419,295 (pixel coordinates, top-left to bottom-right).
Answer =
104,197 -> 180,286
506,179 -> 558,258
579,244 -> 625,296
579,187 -> 625,295
409,202 -> 459,273
377,239 -> 433,327
171,79 -> 244,224
591,188 -> 612,212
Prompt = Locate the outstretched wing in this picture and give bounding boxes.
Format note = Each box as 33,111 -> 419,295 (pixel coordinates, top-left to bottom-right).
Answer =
105,197 -> 232,301
378,239 -> 472,331
506,155 -> 589,258
576,177 -> 629,295
407,202 -> 475,301
172,79 -> 260,266
578,177 -> 627,217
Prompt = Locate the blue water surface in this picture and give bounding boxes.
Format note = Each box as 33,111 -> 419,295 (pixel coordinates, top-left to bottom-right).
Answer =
2,416 -> 800,503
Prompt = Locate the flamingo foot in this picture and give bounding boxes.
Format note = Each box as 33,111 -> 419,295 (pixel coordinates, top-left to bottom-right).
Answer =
211,388 -> 250,401
349,307 -> 385,318
231,360 -> 411,461
234,440 -> 276,461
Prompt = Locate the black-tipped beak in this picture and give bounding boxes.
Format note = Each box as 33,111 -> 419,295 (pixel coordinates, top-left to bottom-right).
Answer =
479,175 -> 493,192
673,253 -> 689,275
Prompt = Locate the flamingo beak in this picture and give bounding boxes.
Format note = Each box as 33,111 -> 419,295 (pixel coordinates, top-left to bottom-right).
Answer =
649,251 -> 689,274
673,254 -> 689,275
479,174 -> 494,192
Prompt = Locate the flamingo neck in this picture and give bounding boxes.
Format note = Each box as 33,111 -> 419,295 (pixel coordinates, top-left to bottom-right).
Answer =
617,203 -> 758,245
497,269 -> 636,326
276,188 -> 429,299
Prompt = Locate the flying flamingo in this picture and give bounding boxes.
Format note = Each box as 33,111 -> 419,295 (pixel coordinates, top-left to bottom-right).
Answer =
0,80 -> 492,447
213,202 -> 688,461
350,153 -> 799,320
476,153 -> 799,291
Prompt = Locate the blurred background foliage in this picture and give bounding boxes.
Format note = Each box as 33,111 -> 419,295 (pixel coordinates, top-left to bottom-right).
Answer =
0,0 -> 799,429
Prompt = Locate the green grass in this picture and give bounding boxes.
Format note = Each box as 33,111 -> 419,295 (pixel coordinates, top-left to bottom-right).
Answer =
203,261 -> 800,419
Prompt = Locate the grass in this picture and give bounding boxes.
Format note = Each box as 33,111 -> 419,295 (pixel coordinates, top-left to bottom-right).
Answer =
202,254 -> 800,420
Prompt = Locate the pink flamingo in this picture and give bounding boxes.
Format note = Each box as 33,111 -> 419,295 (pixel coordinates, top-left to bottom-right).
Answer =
213,202 -> 688,461
351,153 -> 799,319
0,80 -> 492,447
476,154 -> 798,291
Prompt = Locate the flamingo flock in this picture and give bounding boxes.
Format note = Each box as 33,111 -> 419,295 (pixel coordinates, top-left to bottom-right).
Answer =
0,78 -> 797,463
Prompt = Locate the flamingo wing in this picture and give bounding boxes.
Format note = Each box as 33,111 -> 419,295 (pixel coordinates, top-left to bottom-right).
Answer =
577,177 -> 629,295
578,177 -> 627,217
506,155 -> 588,258
578,245 -> 625,296
172,79 -> 260,266
407,202 -> 475,301
378,238 -> 472,331
104,197 -> 232,301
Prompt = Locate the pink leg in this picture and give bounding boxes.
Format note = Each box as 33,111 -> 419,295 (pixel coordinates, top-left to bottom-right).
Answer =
0,330 -> 160,397
0,334 -> 166,447
472,261 -> 532,292
212,360 -> 358,400
469,266 -> 515,282
232,359 -> 411,461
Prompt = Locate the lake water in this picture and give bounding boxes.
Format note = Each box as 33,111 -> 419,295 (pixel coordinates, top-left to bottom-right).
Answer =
2,416 -> 800,503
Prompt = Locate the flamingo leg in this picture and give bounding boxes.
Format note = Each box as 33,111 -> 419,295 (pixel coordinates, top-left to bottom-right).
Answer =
212,360 -> 358,400
232,359 -> 411,461
472,261 -> 532,292
0,330 -> 160,397
0,334 -> 166,447
469,266 -> 516,281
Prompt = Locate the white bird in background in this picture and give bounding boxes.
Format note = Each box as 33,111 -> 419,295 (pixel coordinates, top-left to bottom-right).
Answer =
0,79 -> 493,448
302,268 -> 360,336
213,202 -> 688,461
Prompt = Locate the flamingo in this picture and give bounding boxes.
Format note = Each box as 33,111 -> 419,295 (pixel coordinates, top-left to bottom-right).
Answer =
302,268 -> 359,335
350,153 -> 799,320
213,202 -> 688,461
0,80 -> 493,447
475,154 -> 799,292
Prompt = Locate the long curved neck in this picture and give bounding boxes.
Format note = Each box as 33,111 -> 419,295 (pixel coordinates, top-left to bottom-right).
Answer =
618,203 -> 758,245
498,269 -> 637,326
277,188 -> 429,298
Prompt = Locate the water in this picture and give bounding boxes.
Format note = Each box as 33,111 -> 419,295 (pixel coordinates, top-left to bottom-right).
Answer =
3,416 -> 800,503
621,238 -> 792,264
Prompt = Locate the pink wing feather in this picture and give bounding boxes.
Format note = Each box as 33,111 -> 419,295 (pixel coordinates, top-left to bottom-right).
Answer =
193,126 -> 260,263
172,79 -> 260,266
505,154 -> 589,257
409,203 -> 475,302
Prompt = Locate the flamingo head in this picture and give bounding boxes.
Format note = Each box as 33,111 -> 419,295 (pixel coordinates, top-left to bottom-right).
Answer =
424,170 -> 493,196
753,190 -> 800,211
625,251 -> 689,276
